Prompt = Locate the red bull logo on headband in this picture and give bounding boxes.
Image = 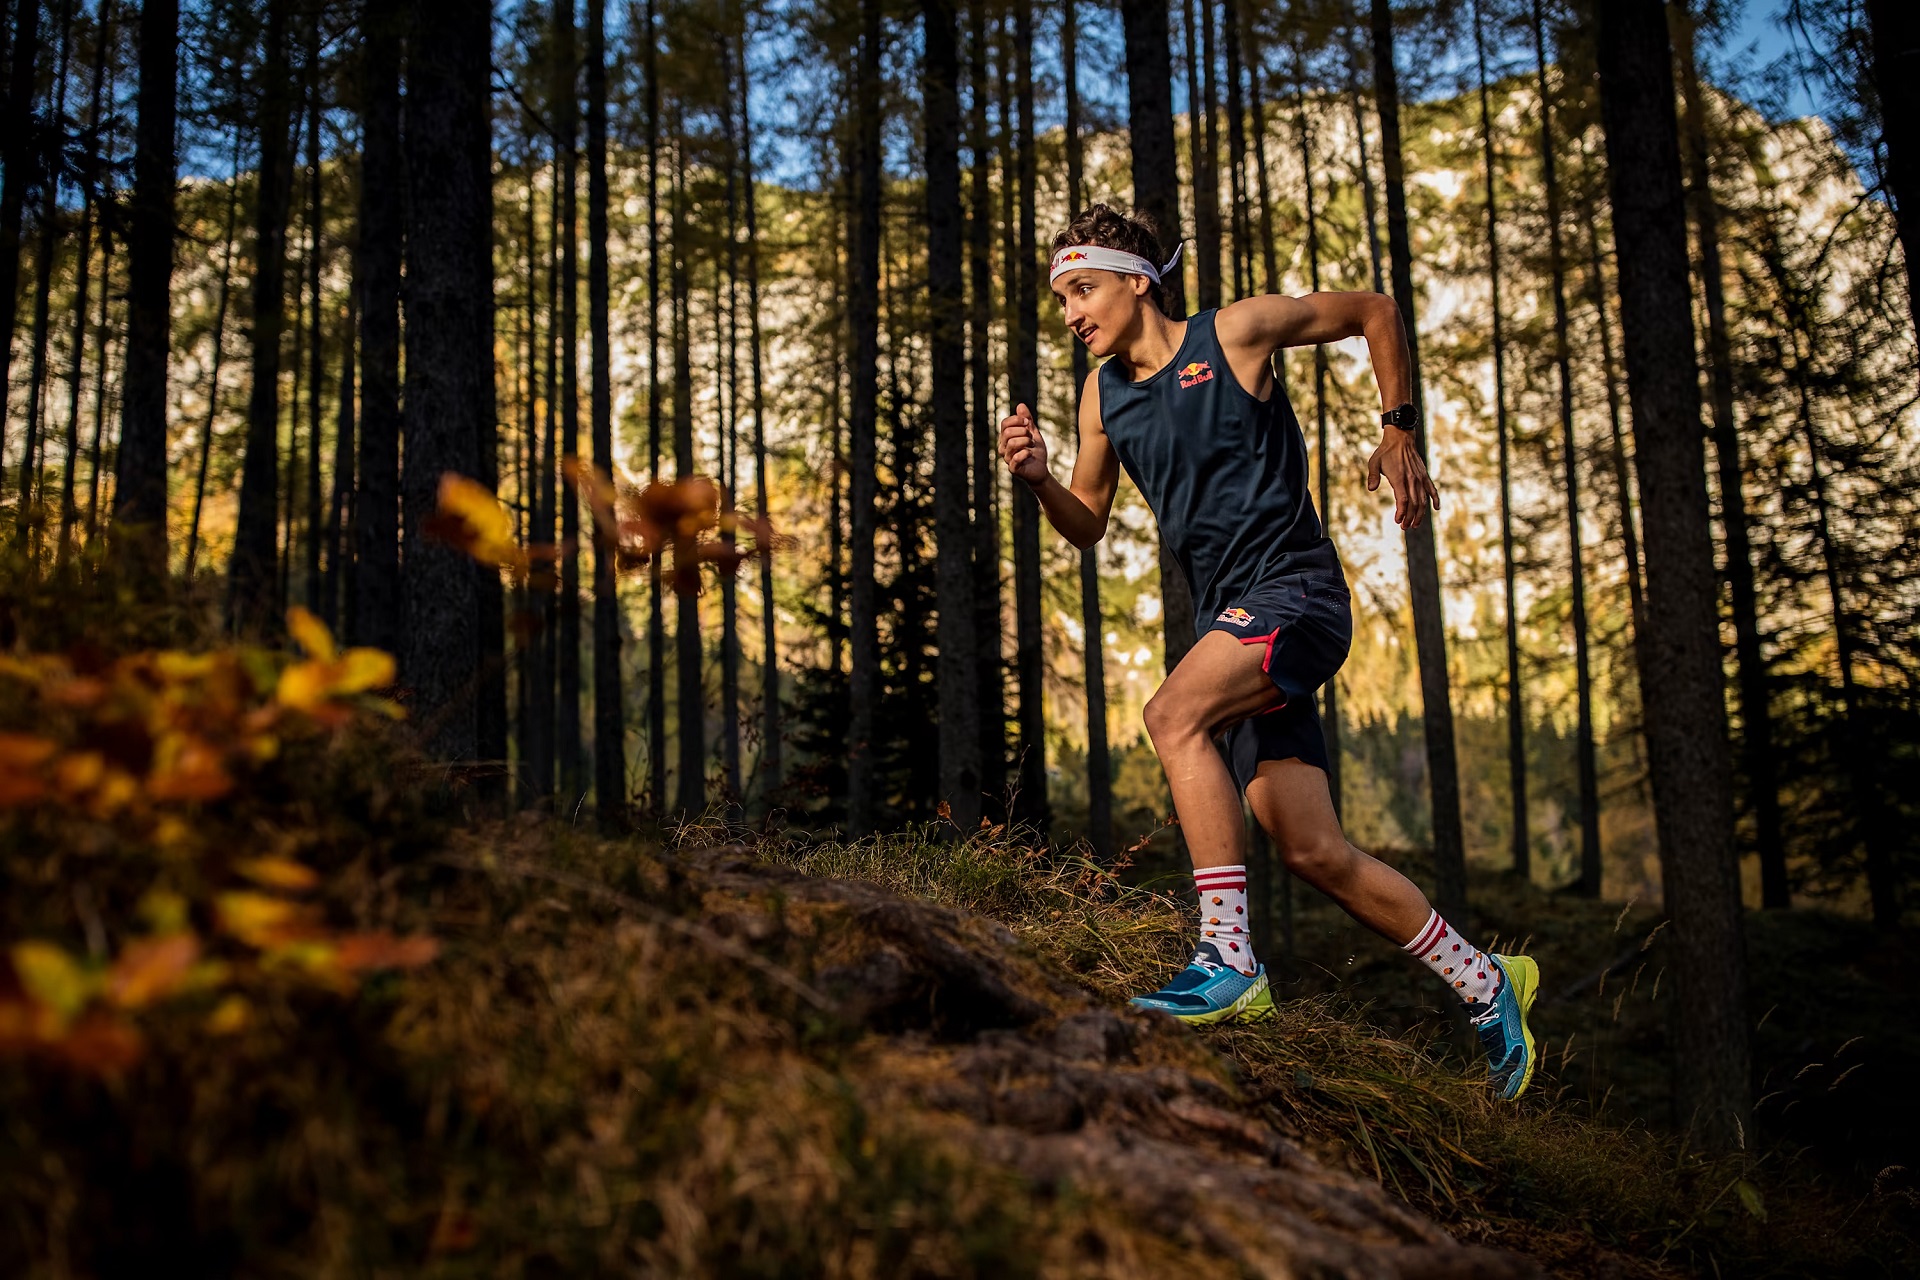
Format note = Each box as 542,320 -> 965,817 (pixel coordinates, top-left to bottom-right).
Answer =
1178,360 -> 1214,389
1054,250 -> 1089,266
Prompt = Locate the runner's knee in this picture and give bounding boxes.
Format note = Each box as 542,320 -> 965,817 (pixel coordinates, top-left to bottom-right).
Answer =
1279,834 -> 1352,888
1142,689 -> 1206,747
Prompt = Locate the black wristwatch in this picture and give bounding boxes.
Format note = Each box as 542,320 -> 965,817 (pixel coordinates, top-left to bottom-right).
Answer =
1381,402 -> 1420,431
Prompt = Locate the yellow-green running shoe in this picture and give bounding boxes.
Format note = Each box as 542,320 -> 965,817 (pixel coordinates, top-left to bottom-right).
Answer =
1473,954 -> 1539,1100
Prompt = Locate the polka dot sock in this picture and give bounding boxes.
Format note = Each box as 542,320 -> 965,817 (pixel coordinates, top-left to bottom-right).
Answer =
1193,864 -> 1258,976
1403,911 -> 1503,1019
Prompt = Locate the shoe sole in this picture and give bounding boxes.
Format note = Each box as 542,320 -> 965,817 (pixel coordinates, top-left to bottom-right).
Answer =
1162,969 -> 1274,1026
1499,954 -> 1540,1100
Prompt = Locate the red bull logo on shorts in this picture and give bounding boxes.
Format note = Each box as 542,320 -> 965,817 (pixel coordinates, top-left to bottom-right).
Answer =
1215,606 -> 1255,627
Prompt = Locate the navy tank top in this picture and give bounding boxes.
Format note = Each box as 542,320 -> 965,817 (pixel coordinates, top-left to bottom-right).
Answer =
1097,309 -> 1342,621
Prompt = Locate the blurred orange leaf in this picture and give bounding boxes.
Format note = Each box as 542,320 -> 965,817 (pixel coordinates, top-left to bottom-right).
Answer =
146,732 -> 234,802
234,856 -> 320,892
334,932 -> 440,972
0,732 -> 58,769
54,1013 -> 144,1076
104,934 -> 201,1009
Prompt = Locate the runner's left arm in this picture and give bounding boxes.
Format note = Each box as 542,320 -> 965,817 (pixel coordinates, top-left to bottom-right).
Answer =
1215,292 -> 1440,532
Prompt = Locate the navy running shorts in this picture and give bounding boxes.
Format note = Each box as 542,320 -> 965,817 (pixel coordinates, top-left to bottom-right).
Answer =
1197,572 -> 1353,793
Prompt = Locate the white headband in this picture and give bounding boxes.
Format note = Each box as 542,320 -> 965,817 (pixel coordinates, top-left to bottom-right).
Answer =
1049,241 -> 1185,285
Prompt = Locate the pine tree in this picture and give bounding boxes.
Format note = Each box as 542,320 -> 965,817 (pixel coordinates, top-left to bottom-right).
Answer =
57,0 -> 113,571
1529,0 -> 1602,898
0,0 -> 42,433
1863,0 -> 1919,352
113,0 -> 177,576
586,0 -> 623,822
1471,0 -> 1527,879
644,0 -> 667,812
1010,0 -> 1046,830
969,0 -> 1006,815
401,0 -> 493,763
1183,0 -> 1219,309
232,0 -> 295,634
926,0 -> 982,832
1064,0 -> 1111,859
186,140 -> 243,579
1674,5 -> 1787,908
354,0 -> 402,654
1594,0 -> 1749,1150
1368,0 -> 1466,922
845,0 -> 883,834
556,0 -> 584,802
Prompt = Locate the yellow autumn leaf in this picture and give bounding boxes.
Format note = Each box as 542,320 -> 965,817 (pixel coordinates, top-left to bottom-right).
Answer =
204,995 -> 251,1035
54,750 -> 106,796
136,887 -> 190,934
154,651 -> 221,682
234,856 -> 320,892
437,473 -> 527,571
286,606 -> 338,663
276,661 -> 330,712
215,891 -> 305,947
335,648 -> 396,695
11,942 -> 95,1020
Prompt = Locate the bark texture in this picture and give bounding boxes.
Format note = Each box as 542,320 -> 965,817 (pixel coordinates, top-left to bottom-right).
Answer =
1595,0 -> 1750,1149
1369,0 -> 1467,924
401,0 -> 493,762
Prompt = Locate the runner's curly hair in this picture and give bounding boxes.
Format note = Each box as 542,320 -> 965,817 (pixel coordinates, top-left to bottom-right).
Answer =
1051,203 -> 1170,312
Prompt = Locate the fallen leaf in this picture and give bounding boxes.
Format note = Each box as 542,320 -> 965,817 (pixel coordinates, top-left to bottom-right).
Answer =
334,933 -> 440,972
11,942 -> 95,1021
234,857 -> 321,892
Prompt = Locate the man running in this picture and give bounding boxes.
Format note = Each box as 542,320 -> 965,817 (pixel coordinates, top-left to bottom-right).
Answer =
1000,204 -> 1537,1099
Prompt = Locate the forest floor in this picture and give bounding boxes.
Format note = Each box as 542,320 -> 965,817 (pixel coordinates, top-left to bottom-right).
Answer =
8,789 -> 1918,1275
2,585 -> 1915,1276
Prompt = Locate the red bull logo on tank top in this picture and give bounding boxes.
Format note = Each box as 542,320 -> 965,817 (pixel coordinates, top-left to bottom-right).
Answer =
1178,360 -> 1214,389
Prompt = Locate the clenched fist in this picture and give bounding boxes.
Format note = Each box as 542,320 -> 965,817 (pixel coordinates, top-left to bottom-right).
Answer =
998,402 -> 1050,486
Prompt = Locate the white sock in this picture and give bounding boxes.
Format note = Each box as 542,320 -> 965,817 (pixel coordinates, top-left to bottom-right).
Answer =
1194,864 -> 1257,976
1403,911 -> 1502,1018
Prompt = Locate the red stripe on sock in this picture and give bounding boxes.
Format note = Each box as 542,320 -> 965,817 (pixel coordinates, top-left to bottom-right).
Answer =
1407,913 -> 1446,954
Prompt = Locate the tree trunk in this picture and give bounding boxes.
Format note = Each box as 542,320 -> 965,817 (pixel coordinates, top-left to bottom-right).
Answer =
58,0 -> 111,571
738,18 -> 780,806
1243,14 -> 1280,297
671,113 -> 706,816
1010,0 -> 1047,832
85,213 -> 113,541
1183,0 -> 1218,310
327,274 -> 356,630
1295,77 -> 1340,822
1369,0 -> 1466,924
587,0 -> 623,823
232,0 -> 294,634
556,0 -> 584,803
515,126 -> 541,803
1222,0 -> 1250,297
113,0 -> 177,577
1578,151 -> 1646,634
969,0 -> 1006,814
535,131 -> 563,799
1472,0 -> 1527,880
718,118 -> 742,817
0,0 -> 41,438
1349,69 -> 1386,295
846,0 -> 882,835
1117,0 -> 1197,673
401,0 -> 492,763
19,1 -> 74,553
354,0 -> 401,654
1674,5 -> 1786,908
1864,0 -> 1920,356
302,19 -> 325,611
1594,0 -> 1750,1150
1065,0 -> 1110,859
926,0 -> 982,833
1530,0 -> 1602,898
186,148 -> 243,580
644,0 -> 666,812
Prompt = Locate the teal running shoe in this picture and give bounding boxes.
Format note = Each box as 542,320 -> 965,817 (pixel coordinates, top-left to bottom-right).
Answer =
1474,953 -> 1539,1100
1129,944 -> 1274,1025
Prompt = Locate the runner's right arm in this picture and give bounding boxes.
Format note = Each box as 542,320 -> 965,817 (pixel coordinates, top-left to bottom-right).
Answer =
997,370 -> 1117,549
